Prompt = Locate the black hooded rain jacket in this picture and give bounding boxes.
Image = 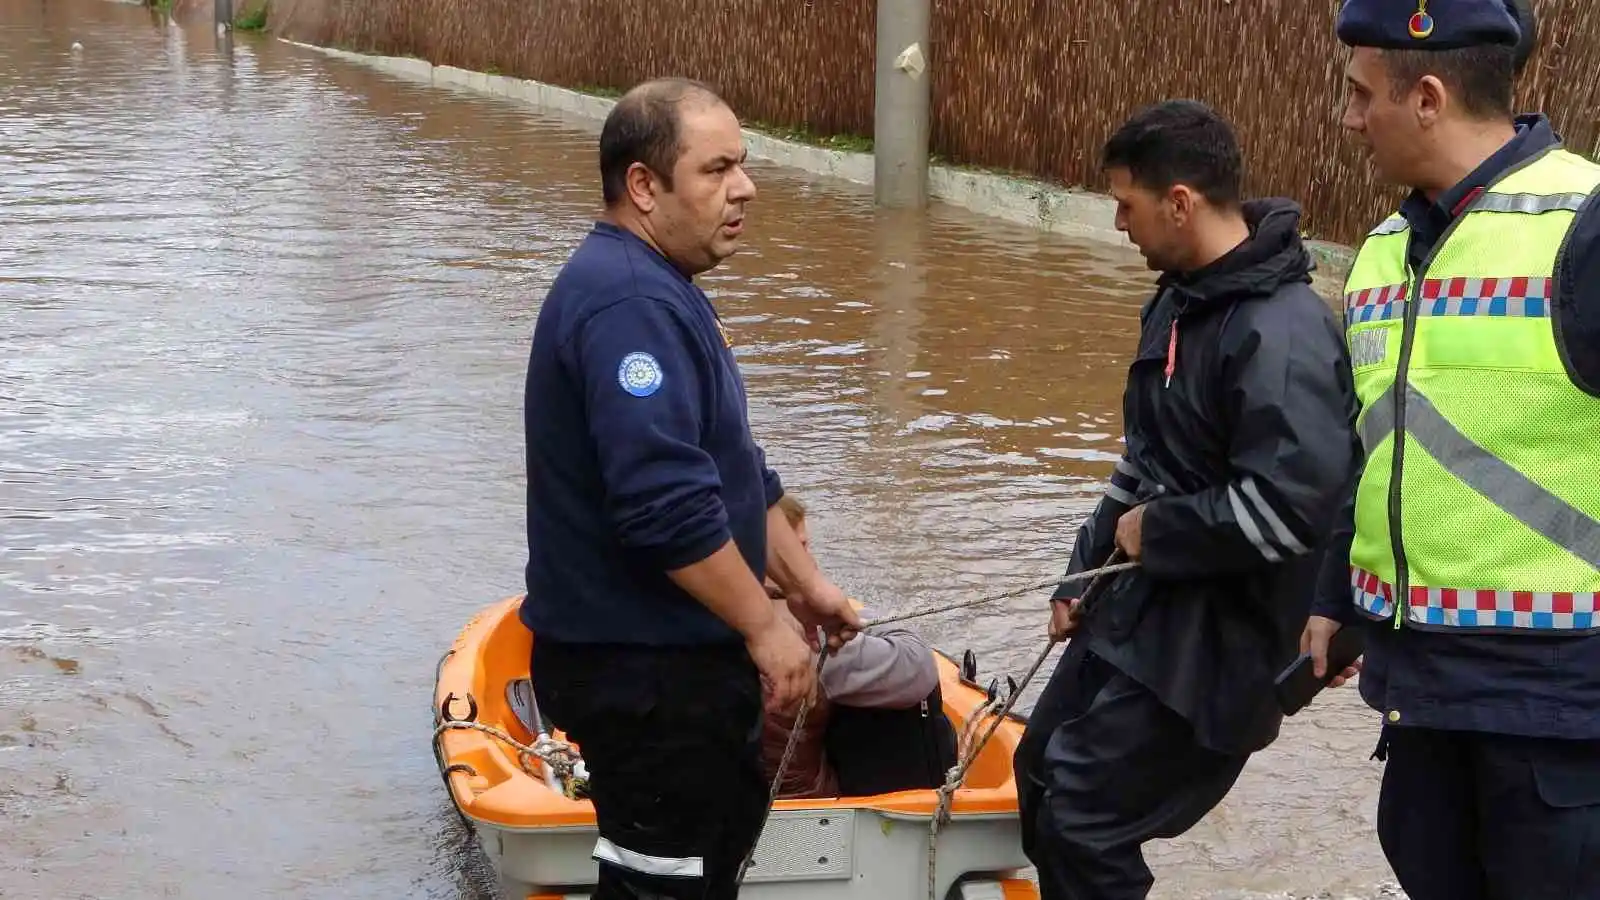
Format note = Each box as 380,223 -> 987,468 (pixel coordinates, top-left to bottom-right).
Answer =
1058,198 -> 1364,754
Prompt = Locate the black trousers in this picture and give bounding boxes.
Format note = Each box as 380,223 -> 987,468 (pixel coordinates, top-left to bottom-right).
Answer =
1014,640 -> 1249,900
1376,725 -> 1600,900
531,640 -> 769,900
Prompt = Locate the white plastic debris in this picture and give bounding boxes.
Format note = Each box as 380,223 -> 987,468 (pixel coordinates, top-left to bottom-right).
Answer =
894,42 -> 926,79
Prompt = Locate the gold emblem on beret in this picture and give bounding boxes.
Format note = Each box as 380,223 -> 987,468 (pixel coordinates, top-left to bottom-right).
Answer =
1409,0 -> 1435,38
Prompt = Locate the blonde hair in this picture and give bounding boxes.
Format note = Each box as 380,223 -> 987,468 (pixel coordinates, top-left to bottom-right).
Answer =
776,492 -> 807,528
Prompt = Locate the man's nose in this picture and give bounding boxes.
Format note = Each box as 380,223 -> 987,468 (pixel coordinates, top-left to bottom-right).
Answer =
730,165 -> 757,202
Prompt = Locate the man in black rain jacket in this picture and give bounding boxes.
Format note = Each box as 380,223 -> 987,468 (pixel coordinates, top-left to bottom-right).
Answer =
1013,100 -> 1363,900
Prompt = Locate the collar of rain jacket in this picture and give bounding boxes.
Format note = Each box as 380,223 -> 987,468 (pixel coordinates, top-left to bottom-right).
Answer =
1158,198 -> 1314,315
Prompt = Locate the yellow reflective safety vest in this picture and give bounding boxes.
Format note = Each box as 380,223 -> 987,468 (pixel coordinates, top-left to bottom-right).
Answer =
1342,146 -> 1600,633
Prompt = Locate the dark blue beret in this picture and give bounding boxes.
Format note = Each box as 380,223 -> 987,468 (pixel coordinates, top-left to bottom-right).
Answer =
1336,0 -> 1521,51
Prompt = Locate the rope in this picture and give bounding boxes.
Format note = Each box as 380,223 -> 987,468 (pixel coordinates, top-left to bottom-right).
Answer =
925,637 -> 1056,900
736,554 -> 1137,891
443,555 -> 1138,892
957,691 -> 1010,761
860,561 -> 1141,629
921,548 -> 1129,900
433,719 -> 590,800
737,639 -> 833,885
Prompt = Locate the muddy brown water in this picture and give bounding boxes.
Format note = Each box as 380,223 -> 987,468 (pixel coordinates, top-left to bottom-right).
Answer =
1,2 -> 1394,897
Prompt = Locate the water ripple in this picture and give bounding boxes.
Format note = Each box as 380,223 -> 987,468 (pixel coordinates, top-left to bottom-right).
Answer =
0,2 -> 1392,898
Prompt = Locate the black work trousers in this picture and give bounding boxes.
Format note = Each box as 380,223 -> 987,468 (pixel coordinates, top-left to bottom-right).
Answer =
1014,639 -> 1249,900
531,639 -> 769,900
1375,725 -> 1600,900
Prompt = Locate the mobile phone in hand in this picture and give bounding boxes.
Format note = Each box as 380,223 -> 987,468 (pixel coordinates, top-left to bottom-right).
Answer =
1274,624 -> 1367,716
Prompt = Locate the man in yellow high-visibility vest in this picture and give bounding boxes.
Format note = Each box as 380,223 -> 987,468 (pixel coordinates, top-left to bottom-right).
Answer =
1301,0 -> 1600,896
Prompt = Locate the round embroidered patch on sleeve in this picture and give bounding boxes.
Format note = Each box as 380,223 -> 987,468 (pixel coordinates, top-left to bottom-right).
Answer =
617,351 -> 664,397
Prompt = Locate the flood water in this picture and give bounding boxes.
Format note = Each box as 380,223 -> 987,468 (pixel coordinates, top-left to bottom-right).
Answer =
1,2 -> 1393,897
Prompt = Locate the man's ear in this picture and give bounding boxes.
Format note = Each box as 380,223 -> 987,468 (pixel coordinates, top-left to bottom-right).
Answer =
1415,74 -> 1447,128
1168,183 -> 1198,226
625,162 -> 660,213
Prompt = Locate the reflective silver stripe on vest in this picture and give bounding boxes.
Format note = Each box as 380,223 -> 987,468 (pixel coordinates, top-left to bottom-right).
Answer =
1364,193 -> 1587,240
1474,191 -> 1591,214
1370,217 -> 1408,236
593,837 -> 704,878
1359,383 -> 1600,568
1358,390 -> 1395,453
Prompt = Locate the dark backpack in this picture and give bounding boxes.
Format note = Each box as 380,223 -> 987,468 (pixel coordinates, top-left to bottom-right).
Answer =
823,679 -> 959,797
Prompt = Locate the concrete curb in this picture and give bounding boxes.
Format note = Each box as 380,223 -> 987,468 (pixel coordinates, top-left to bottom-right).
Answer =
279,40 -> 1129,245
279,39 -> 1356,284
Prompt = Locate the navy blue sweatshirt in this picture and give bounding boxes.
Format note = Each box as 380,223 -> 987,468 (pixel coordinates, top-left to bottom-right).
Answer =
1313,115 -> 1600,739
521,222 -> 784,646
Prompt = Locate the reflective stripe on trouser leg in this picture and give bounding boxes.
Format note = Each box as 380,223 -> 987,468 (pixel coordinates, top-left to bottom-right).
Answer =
592,836 -> 705,878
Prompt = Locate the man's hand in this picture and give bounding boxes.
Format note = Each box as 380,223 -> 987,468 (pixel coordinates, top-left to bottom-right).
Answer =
666,542 -> 820,710
746,616 -> 817,714
1048,597 -> 1083,642
764,502 -> 862,649
785,575 -> 863,651
1114,505 -> 1146,560
1300,614 -> 1361,687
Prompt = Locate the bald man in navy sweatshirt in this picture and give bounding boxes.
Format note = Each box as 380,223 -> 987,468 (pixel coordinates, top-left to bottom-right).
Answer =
520,78 -> 861,900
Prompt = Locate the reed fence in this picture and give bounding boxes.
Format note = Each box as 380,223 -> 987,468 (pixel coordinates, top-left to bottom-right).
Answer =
273,0 -> 1600,246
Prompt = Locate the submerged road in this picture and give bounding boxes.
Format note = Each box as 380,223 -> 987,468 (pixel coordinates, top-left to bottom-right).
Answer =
1,1 -> 1394,897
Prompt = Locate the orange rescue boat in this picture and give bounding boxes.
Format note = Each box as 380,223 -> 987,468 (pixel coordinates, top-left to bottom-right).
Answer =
432,596 -> 1040,900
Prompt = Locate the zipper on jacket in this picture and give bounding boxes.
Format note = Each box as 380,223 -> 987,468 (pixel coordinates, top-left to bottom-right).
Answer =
919,698 -> 936,783
1387,202 -> 1482,630
1388,264 -> 1419,631
1385,147 -> 1557,628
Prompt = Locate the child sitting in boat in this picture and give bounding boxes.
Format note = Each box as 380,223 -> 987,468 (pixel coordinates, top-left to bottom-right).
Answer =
762,493 -> 951,800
